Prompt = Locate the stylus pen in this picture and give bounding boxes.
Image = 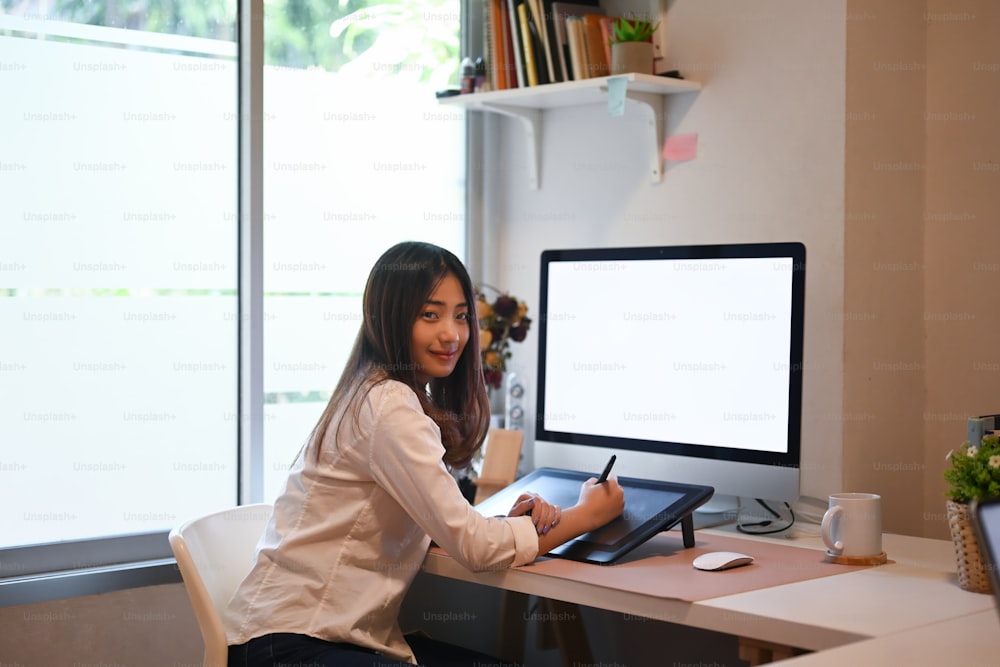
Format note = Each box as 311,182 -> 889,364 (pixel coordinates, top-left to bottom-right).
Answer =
597,455 -> 616,484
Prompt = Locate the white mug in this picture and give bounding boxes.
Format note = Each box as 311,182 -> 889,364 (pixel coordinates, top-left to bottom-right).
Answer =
821,492 -> 883,558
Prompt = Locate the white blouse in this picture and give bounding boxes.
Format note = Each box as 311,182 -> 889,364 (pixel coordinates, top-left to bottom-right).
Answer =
224,379 -> 539,663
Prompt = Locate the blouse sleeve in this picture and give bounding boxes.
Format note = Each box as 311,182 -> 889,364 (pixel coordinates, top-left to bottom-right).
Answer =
366,382 -> 538,571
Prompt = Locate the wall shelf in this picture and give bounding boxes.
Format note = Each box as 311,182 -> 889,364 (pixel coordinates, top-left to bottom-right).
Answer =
439,73 -> 701,189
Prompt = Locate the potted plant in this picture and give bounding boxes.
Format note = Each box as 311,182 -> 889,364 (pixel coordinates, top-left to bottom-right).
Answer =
609,15 -> 660,75
943,434 -> 1000,592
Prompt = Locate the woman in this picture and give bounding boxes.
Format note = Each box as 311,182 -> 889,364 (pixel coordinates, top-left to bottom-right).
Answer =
225,241 -> 624,666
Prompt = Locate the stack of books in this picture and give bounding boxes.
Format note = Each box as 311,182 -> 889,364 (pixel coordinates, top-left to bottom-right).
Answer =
483,0 -> 649,90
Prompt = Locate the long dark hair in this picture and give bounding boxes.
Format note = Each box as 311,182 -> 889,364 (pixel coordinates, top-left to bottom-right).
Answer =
305,241 -> 490,470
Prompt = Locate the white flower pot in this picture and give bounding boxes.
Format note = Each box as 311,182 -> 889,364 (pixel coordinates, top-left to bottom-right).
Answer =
610,41 -> 654,75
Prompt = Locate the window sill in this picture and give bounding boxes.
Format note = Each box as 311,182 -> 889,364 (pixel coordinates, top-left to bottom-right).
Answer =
0,558 -> 181,608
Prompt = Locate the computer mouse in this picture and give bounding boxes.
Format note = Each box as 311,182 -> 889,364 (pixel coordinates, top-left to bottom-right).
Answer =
692,551 -> 754,571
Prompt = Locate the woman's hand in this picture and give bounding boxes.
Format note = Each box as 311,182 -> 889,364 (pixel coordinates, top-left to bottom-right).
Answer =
577,476 -> 625,530
507,492 -> 562,535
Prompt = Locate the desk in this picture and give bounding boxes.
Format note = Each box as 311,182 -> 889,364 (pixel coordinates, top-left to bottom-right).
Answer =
774,609 -> 999,666
420,523 -> 998,664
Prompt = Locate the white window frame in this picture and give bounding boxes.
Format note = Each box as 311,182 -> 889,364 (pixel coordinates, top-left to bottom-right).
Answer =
0,0 -> 476,606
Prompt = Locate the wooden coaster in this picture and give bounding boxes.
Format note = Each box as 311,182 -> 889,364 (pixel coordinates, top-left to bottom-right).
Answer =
824,551 -> 888,566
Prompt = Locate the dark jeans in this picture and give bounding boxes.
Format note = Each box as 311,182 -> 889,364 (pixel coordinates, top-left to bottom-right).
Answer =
228,632 -> 519,667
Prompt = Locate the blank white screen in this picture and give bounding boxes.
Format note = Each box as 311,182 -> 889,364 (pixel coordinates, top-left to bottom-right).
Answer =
542,257 -> 794,454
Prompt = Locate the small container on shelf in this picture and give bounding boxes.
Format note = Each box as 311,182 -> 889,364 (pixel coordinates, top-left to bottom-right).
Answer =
459,57 -> 476,94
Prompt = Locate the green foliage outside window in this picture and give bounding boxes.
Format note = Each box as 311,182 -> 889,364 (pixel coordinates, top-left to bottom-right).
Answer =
1,0 -> 459,79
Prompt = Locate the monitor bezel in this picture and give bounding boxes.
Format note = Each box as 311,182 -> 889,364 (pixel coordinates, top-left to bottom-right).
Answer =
535,241 -> 805,471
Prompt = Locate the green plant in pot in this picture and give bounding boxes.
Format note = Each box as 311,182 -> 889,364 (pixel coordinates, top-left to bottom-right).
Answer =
943,434 -> 1000,593
609,15 -> 660,75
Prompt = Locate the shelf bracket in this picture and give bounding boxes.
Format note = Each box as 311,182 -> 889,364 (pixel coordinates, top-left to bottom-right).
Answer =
622,90 -> 665,184
478,102 -> 542,190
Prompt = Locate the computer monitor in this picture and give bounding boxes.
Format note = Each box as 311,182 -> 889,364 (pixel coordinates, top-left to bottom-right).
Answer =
533,242 -> 805,519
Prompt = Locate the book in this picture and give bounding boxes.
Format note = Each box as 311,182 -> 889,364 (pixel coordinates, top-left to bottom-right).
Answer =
506,0 -> 527,87
485,0 -> 503,90
551,2 -> 604,82
527,0 -> 557,84
517,3 -> 539,86
539,0 -> 563,83
499,0 -> 518,88
597,15 -> 615,69
581,13 -> 609,78
524,0 -> 550,84
565,15 -> 587,81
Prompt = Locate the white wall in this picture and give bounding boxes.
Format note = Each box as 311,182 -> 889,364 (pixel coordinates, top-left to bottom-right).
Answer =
478,0 -> 847,505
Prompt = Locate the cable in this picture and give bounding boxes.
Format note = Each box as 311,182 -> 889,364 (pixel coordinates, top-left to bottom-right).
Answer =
736,500 -> 795,535
756,498 -> 782,518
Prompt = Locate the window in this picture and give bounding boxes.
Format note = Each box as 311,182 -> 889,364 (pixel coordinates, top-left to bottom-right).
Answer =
259,1 -> 465,500
0,0 -> 465,594
0,5 -> 239,554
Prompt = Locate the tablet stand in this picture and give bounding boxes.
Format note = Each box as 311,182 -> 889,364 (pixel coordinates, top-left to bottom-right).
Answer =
679,513 -> 696,548
669,510 -> 726,549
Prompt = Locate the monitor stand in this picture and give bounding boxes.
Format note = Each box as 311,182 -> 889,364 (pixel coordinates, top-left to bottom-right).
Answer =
667,506 -> 732,544
670,494 -> 739,532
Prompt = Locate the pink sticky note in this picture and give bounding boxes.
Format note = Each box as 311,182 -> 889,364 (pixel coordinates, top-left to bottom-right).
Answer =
662,133 -> 698,162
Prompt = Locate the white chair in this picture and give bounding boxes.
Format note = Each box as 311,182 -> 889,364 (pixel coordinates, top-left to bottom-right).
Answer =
169,503 -> 273,667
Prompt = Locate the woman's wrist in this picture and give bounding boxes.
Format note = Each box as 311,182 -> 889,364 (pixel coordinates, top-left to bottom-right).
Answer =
534,504 -> 600,554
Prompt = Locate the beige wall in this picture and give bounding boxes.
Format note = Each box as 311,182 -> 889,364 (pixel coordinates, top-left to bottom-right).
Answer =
844,0 -> 1000,538
842,1 -> 928,537
922,0 -> 1000,536
0,583 -> 202,667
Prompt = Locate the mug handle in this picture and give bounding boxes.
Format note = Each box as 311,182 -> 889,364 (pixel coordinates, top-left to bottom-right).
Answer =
822,505 -> 844,554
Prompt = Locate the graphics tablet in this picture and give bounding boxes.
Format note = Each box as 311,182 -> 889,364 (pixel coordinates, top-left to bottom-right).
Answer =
475,467 -> 714,564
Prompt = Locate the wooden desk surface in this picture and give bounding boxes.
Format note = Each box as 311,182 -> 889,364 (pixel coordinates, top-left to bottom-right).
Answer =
689,525 -> 996,650
421,522 -> 997,654
774,608 -> 1000,666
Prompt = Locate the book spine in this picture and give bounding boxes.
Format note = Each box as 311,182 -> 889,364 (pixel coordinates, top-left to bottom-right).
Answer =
566,15 -> 585,80
485,0 -> 497,90
518,3 -> 539,86
598,16 -> 614,71
540,1 -> 563,83
528,0 -> 557,83
582,14 -> 609,78
507,0 -> 526,87
496,0 -> 510,89
492,0 -> 510,89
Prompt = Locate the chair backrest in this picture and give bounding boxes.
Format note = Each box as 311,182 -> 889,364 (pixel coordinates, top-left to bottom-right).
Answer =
169,503 -> 273,667
474,429 -> 524,504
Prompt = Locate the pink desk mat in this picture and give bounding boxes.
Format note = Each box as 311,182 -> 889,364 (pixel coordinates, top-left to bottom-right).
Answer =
518,531 -> 884,603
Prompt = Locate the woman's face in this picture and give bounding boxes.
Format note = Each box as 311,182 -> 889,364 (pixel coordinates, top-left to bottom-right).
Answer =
410,273 -> 470,386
